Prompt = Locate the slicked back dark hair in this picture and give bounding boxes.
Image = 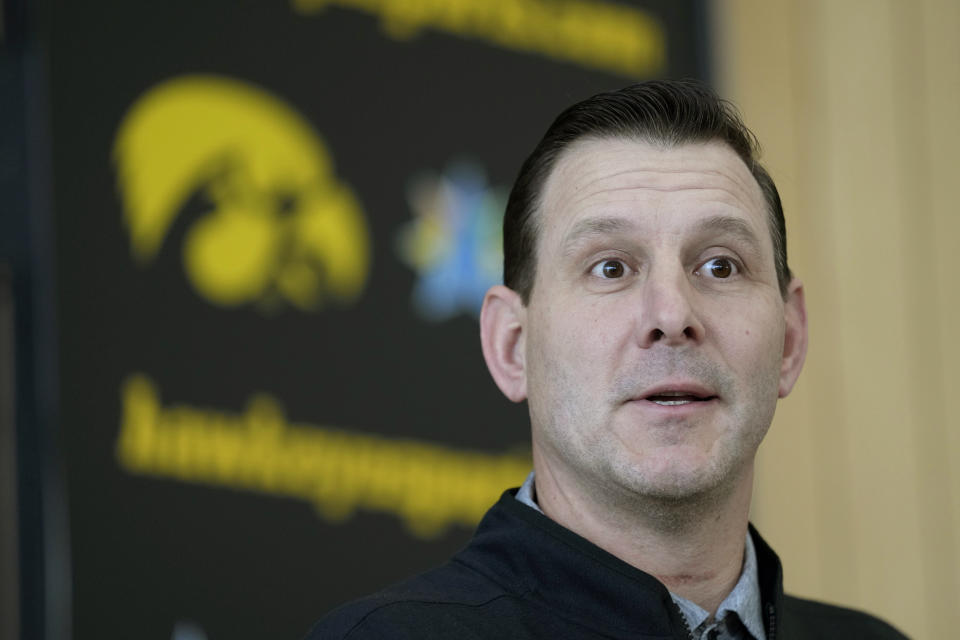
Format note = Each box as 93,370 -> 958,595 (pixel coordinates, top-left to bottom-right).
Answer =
503,79 -> 791,303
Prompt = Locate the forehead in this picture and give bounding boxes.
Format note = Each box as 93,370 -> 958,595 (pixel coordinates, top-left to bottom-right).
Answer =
537,137 -> 769,250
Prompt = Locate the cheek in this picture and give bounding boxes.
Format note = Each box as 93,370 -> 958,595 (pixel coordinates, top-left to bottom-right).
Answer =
708,298 -> 785,371
525,301 -> 625,398
527,315 -> 584,382
698,294 -> 784,348
551,310 -> 630,373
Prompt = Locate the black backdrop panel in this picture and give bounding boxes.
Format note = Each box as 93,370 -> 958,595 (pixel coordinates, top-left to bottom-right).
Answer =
46,1 -> 708,637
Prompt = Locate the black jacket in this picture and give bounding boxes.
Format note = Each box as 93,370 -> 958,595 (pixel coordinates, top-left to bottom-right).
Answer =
308,490 -> 907,639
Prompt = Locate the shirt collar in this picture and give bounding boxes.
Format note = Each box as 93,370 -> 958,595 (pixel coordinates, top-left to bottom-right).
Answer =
515,471 -> 765,640
670,532 -> 766,640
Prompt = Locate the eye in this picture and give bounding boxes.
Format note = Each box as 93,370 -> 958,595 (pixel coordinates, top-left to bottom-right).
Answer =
697,257 -> 738,279
591,259 -> 629,279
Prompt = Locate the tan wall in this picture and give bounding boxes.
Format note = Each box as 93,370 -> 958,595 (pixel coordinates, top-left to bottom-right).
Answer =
713,0 -> 960,636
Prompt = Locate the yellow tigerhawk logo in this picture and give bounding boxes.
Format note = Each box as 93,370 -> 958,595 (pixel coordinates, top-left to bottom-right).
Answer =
113,75 -> 370,310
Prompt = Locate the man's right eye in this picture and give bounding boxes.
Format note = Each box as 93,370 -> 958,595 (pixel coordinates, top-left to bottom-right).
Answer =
591,259 -> 627,279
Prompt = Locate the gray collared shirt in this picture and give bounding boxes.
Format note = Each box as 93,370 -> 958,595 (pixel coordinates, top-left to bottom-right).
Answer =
515,472 -> 765,640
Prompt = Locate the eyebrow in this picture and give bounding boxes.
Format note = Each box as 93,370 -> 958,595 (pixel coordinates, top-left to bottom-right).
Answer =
560,214 -> 764,255
691,215 -> 763,249
560,216 -> 637,255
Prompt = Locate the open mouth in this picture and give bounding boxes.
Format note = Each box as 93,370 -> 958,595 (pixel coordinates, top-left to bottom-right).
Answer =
644,391 -> 716,406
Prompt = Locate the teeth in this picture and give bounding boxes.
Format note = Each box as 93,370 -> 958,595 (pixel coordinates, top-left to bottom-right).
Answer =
652,399 -> 692,406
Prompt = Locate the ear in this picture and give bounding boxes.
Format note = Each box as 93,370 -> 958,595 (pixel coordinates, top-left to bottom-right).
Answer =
480,285 -> 527,403
778,277 -> 808,398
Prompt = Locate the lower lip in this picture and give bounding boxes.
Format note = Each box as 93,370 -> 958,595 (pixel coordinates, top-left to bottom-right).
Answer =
627,397 -> 719,415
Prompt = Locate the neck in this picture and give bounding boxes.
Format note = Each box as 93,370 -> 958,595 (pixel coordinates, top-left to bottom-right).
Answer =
532,455 -> 754,616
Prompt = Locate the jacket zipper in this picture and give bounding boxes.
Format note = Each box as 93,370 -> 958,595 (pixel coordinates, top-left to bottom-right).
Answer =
671,600 -> 696,640
671,600 -> 776,640
765,602 -> 777,640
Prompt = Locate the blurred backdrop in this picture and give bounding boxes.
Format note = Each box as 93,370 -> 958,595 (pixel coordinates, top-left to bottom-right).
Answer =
0,0 -> 956,638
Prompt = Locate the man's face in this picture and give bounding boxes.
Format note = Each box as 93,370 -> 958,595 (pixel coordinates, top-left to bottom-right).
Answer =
521,138 -> 802,503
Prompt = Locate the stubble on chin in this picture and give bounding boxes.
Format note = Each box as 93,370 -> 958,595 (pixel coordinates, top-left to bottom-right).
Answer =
534,353 -> 776,531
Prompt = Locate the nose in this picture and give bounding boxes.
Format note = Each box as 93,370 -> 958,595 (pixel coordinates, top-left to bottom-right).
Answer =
636,264 -> 704,348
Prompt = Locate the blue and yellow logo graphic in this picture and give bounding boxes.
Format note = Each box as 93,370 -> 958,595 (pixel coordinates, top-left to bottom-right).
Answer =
396,160 -> 506,321
114,75 -> 370,311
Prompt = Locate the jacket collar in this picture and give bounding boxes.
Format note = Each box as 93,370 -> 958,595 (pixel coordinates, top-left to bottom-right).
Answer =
455,490 -> 785,639
749,522 -> 784,639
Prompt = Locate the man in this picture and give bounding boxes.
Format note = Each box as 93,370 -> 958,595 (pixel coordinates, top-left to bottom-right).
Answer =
308,81 -> 906,639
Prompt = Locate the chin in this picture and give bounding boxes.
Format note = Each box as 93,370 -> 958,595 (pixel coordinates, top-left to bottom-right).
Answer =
610,452 -> 738,503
